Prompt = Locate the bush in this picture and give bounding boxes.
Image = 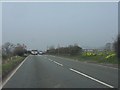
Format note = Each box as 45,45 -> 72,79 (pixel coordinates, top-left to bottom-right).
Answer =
82,52 -> 96,57
2,54 -> 7,59
13,45 -> 27,56
105,54 -> 116,59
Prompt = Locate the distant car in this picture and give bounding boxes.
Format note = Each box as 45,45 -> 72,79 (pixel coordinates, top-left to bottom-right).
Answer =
31,50 -> 38,55
39,51 -> 43,55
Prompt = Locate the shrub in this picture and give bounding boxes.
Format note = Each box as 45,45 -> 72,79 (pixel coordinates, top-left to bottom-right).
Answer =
105,54 -> 116,59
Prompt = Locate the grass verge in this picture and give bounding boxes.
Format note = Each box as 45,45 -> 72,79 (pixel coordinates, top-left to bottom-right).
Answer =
53,54 -> 118,65
2,56 -> 26,79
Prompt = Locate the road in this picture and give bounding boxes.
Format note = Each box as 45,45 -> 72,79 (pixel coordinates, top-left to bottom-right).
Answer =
2,55 -> 118,88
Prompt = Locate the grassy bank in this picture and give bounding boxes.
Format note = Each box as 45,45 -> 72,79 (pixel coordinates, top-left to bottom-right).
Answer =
2,56 -> 26,78
52,51 -> 118,64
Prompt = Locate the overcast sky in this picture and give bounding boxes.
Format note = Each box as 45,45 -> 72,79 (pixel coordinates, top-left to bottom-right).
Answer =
0,3 -> 2,46
2,2 -> 118,50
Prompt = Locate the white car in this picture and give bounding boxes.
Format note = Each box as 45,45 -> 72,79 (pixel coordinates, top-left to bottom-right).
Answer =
31,50 -> 38,55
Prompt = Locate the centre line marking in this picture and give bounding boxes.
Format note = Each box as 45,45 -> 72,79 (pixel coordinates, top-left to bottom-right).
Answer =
53,61 -> 63,66
69,68 -> 114,88
49,59 -> 53,61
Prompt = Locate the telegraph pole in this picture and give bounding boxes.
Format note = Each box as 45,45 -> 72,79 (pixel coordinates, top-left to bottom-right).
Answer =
57,44 -> 60,56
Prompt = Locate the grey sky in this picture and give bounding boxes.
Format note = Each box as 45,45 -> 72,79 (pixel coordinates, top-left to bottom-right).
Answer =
1,0 -> 119,2
0,2 -> 2,46
2,2 -> 118,50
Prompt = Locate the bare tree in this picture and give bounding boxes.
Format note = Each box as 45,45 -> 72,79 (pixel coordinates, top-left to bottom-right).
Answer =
13,43 -> 27,56
2,42 -> 15,58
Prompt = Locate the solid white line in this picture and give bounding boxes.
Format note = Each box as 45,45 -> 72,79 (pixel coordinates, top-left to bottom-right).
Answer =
69,68 -> 114,88
53,61 -> 63,66
2,56 -> 29,88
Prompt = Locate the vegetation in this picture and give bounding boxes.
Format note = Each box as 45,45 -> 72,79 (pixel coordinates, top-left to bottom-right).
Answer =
46,43 -> 118,64
81,51 -> 117,64
112,35 -> 120,65
2,56 -> 25,78
113,35 -> 120,58
13,44 -> 27,56
53,51 -> 118,64
46,44 -> 82,56
2,42 -> 28,78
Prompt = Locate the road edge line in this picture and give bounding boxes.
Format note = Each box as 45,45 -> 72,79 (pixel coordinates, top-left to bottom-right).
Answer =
2,55 -> 29,88
52,55 -> 118,70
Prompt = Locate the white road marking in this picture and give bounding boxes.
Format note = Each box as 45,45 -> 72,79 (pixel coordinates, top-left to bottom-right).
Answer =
53,61 -> 63,66
49,59 -> 53,61
53,56 -> 118,70
69,68 -> 114,88
2,56 -> 29,88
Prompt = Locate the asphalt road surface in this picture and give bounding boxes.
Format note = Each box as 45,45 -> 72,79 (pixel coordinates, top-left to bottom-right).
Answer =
3,55 -> 118,88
